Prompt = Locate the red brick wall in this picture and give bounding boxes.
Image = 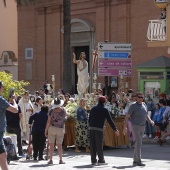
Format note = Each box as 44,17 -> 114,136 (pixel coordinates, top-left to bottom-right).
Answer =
18,0 -> 170,94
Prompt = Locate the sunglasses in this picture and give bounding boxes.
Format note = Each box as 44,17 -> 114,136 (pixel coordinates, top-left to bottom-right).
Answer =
138,96 -> 144,98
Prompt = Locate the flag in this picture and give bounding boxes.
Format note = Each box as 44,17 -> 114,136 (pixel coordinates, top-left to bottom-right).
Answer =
91,50 -> 98,71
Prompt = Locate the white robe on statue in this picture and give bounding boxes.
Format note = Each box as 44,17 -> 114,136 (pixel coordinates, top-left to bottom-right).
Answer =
77,60 -> 89,95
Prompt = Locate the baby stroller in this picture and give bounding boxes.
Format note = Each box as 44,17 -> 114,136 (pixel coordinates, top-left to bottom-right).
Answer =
3,136 -> 18,164
26,127 -> 33,160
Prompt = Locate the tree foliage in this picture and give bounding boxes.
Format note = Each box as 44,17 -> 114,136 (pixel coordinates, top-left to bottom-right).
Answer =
3,0 -> 36,7
0,71 -> 29,100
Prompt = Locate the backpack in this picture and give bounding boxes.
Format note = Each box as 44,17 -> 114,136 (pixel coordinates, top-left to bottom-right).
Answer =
3,137 -> 17,159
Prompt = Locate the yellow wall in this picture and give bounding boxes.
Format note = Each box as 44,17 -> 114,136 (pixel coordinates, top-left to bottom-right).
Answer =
0,1 -> 17,58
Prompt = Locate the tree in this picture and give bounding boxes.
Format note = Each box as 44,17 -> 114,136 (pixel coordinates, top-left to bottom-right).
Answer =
0,71 -> 29,100
3,0 -> 36,7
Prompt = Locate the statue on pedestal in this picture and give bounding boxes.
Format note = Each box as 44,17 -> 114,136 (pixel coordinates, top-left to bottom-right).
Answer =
73,52 -> 89,96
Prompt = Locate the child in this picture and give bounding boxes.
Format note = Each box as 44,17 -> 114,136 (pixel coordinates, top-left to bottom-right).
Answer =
152,103 -> 161,139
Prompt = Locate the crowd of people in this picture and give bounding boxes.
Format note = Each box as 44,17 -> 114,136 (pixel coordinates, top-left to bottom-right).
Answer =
1,78 -> 170,169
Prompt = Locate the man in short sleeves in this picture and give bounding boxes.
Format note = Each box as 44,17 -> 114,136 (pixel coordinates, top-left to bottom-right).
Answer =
0,81 -> 18,170
123,93 -> 154,167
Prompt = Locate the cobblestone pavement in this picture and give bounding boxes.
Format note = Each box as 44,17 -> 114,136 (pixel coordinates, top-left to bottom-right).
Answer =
8,143 -> 170,170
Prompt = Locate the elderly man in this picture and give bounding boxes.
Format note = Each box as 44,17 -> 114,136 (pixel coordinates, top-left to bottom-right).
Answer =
123,92 -> 154,166
0,81 -> 18,170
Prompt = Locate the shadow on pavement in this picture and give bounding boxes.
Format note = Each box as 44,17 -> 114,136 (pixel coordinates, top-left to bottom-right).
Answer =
112,165 -> 136,169
73,164 -> 110,169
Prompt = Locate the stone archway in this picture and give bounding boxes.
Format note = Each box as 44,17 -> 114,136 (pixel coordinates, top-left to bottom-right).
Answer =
70,19 -> 95,92
61,18 -> 95,93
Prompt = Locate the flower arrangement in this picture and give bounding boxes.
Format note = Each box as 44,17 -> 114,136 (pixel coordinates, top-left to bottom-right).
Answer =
65,101 -> 77,121
105,101 -> 122,119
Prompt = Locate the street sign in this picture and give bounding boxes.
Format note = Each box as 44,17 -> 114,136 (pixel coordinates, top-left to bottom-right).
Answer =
98,68 -> 132,77
98,42 -> 131,51
98,59 -> 132,68
98,51 -> 131,59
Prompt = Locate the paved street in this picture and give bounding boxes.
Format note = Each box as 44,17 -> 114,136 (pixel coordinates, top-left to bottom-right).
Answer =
8,142 -> 170,170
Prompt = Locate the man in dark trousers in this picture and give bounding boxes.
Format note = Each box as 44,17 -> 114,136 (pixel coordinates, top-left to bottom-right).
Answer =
89,96 -> 119,165
6,96 -> 25,157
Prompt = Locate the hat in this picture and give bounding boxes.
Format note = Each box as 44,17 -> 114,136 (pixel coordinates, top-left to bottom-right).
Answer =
24,90 -> 29,94
98,96 -> 106,104
51,97 -> 64,109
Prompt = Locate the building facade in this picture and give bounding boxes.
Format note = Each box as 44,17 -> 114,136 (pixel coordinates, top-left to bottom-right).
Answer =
0,1 -> 18,79
17,0 -> 170,94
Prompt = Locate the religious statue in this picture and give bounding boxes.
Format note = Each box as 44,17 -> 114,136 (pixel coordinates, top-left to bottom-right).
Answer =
73,52 -> 89,96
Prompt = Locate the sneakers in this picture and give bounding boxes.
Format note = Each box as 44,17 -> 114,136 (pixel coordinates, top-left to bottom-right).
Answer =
19,153 -> 25,157
38,157 -> 44,161
48,160 -> 53,164
165,136 -> 170,140
133,161 -> 137,166
154,136 -> 159,140
133,161 -> 145,166
149,134 -> 152,138
98,160 -> 107,165
59,160 -> 65,164
143,134 -> 149,138
22,140 -> 28,145
137,162 -> 145,166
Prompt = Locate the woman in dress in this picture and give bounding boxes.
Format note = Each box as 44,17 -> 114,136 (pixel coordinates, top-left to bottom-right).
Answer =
75,98 -> 90,153
45,97 -> 67,164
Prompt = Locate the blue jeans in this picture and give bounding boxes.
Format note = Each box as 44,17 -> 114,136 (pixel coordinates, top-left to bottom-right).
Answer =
0,132 -> 5,154
144,121 -> 152,135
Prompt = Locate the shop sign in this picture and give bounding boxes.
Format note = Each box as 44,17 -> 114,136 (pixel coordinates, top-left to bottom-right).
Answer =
140,75 -> 164,79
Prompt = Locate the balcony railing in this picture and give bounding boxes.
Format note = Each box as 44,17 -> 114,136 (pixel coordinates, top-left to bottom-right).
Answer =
147,19 -> 166,41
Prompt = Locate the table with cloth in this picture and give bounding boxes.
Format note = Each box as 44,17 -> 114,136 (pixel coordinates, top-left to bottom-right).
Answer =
63,116 -> 129,147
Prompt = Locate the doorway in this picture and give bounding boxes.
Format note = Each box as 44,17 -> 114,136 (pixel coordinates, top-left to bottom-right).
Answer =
74,46 -> 89,94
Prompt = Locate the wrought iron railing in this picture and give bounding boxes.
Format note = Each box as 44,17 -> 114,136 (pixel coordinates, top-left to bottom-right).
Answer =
147,19 -> 166,41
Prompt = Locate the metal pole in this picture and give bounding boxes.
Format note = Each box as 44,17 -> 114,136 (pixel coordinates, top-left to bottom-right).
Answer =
104,40 -> 109,96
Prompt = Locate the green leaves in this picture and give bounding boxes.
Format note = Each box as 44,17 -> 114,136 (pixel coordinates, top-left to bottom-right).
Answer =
3,0 -> 36,7
0,71 -> 29,100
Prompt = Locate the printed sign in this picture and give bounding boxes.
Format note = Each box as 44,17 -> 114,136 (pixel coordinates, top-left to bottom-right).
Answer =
98,51 -> 131,59
98,42 -> 131,51
98,59 -> 132,68
98,68 -> 132,77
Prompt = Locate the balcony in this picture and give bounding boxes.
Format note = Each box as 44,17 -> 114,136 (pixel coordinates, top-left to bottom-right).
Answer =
146,19 -> 169,47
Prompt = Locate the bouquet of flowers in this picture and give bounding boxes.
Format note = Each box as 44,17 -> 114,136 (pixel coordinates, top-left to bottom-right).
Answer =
65,101 -> 77,121
105,101 -> 121,119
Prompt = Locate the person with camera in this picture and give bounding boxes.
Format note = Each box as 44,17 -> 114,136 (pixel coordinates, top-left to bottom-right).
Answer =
0,81 -> 18,170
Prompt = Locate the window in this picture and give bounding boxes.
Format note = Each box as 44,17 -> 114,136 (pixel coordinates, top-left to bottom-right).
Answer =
25,48 -> 33,59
